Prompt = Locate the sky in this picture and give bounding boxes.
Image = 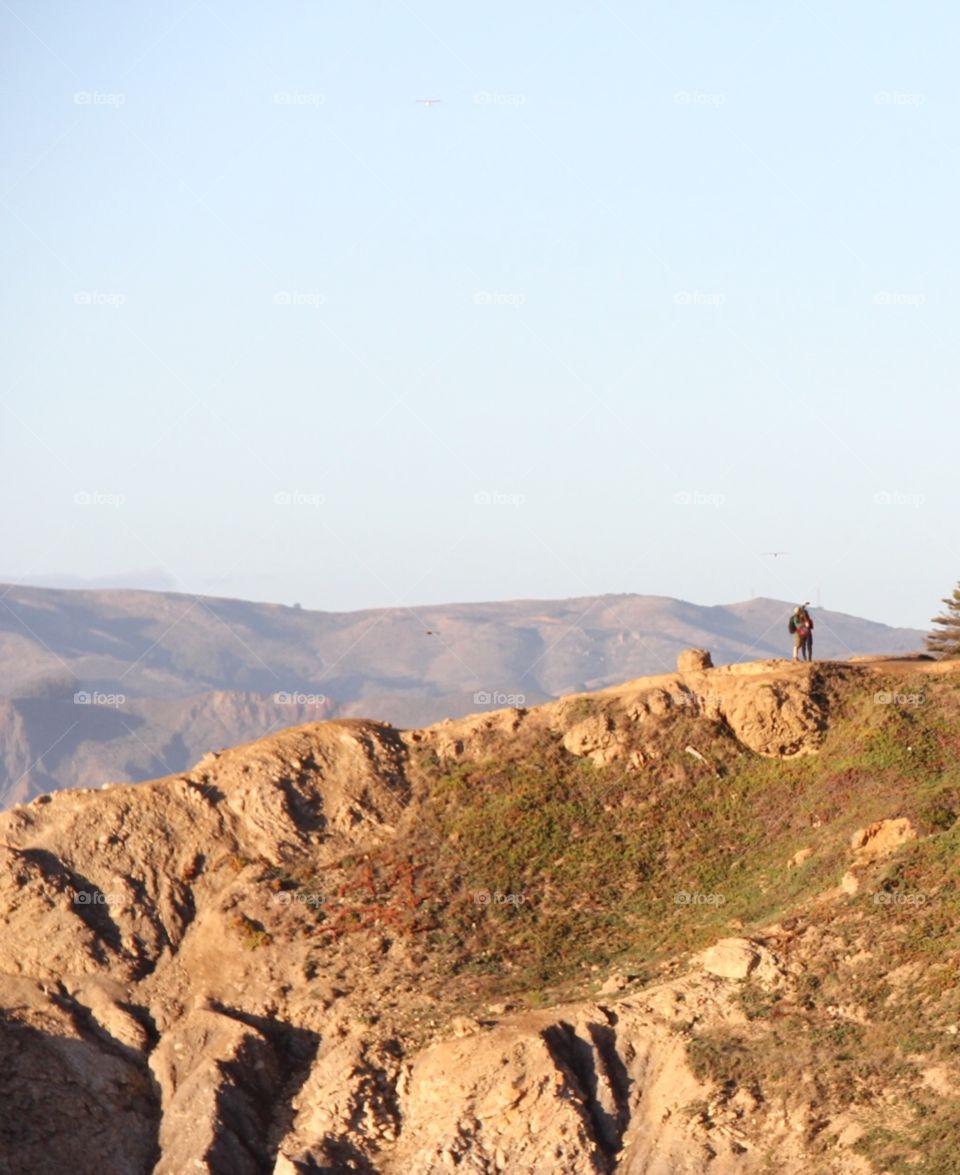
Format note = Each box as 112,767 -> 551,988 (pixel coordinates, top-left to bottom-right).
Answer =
1,0 -> 956,630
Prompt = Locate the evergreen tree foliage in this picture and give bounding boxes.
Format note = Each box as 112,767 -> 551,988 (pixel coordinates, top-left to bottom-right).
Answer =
926,582 -> 960,659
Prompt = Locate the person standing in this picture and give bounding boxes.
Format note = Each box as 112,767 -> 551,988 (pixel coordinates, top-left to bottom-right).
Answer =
801,605 -> 814,660
789,603 -> 814,661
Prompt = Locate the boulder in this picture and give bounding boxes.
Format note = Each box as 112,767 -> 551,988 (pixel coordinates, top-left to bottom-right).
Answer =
849,818 -> 916,864
677,648 -> 713,673
448,1015 -> 481,1038
599,972 -> 629,996
561,715 -> 621,766
718,679 -> 825,757
700,937 -> 782,985
701,938 -> 760,980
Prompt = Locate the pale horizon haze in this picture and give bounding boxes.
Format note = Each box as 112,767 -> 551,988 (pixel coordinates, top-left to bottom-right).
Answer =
2,1 -> 957,631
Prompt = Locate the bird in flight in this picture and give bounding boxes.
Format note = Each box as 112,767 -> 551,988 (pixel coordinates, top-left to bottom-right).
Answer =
762,551 -> 789,557
417,99 -> 442,107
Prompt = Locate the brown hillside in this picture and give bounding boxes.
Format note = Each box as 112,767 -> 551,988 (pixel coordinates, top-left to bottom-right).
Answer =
1,655 -> 958,1173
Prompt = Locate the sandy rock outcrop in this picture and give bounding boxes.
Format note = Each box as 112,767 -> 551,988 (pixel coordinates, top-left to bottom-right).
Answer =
426,662 -> 841,775
0,990 -> 159,1174
386,994 -> 743,1175
0,658 -> 943,1174
562,714 -> 621,766
700,938 -> 782,986
151,1008 -> 284,1175
849,818 -> 917,864
677,648 -> 714,672
705,676 -> 826,757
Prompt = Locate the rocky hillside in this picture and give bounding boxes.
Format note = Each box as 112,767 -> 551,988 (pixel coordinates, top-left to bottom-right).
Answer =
0,584 -> 925,803
1,654 -> 958,1173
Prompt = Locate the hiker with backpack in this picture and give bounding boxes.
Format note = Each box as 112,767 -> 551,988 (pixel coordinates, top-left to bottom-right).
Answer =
789,603 -> 814,661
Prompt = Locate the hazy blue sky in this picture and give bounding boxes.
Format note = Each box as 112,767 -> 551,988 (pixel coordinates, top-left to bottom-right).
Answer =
1,1 -> 956,628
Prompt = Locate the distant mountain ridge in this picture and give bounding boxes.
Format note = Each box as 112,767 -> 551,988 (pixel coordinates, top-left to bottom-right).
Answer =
0,584 -> 925,802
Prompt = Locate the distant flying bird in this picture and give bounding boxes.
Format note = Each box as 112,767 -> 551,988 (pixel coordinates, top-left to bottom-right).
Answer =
762,551 -> 789,557
417,99 -> 442,106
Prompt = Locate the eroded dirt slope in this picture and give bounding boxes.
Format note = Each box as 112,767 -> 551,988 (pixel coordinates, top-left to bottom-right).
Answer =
0,657 -> 956,1174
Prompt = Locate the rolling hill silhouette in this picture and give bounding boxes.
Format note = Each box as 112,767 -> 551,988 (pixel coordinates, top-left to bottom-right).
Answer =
0,584 -> 924,803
